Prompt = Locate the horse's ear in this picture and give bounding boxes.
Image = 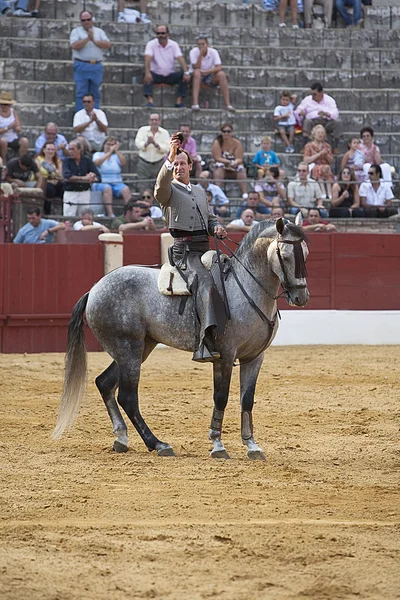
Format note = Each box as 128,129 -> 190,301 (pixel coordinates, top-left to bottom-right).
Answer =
295,211 -> 304,227
276,217 -> 285,235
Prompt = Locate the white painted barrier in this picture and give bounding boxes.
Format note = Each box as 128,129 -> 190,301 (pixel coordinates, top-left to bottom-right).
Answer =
98,233 -> 124,275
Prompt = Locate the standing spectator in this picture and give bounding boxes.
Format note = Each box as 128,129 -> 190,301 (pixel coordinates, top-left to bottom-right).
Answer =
92,136 -> 131,212
137,189 -> 163,218
35,142 -> 64,215
13,206 -> 65,244
335,0 -> 362,27
6,154 -> 43,190
117,0 -> 151,23
111,201 -> 156,232
252,136 -> 280,179
295,82 -> 342,153
304,0 -> 333,28
227,208 -> 258,232
302,208 -> 337,231
236,191 -> 271,219
70,10 -> 111,111
279,0 -> 299,27
143,25 -> 190,108
340,137 -> 366,183
134,113 -> 170,190
0,91 -> 29,164
254,166 -> 286,209
62,139 -> 102,217
179,124 -> 202,178
359,164 -> 396,218
303,124 -> 334,199
34,122 -> 69,162
287,162 -> 326,217
330,167 -> 364,218
197,171 -> 230,217
211,123 -> 248,200
359,127 -> 393,187
73,94 -> 108,153
189,36 -> 235,112
273,90 -> 296,153
72,209 -> 109,232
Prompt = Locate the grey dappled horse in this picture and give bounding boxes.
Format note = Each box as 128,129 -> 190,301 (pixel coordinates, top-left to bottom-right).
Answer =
53,218 -> 309,460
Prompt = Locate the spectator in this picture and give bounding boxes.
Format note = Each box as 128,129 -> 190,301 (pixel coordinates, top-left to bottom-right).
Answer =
13,206 -> 65,244
137,188 -> 163,218
0,157 -> 13,197
211,123 -> 247,199
330,167 -> 364,218
189,36 -> 235,112
236,190 -> 271,219
6,154 -> 43,190
359,164 -> 396,218
35,142 -> 64,215
111,201 -> 156,232
70,10 -> 111,111
287,162 -> 326,217
304,0 -> 333,28
117,0 -> 151,23
73,94 -> 108,153
295,82 -> 343,153
335,0 -> 362,27
303,124 -> 334,199
227,208 -> 258,233
92,136 -> 131,214
34,122 -> 69,162
72,209 -> 109,232
279,0 -> 298,28
273,91 -> 296,153
270,206 -> 285,219
252,136 -> 280,179
197,171 -> 230,217
143,25 -> 190,108
1,0 -> 41,17
0,91 -> 29,164
62,139 -> 102,217
179,124 -> 202,178
340,136 -> 366,183
254,166 -> 286,209
302,207 -> 337,231
359,127 -> 393,187
134,113 -> 170,190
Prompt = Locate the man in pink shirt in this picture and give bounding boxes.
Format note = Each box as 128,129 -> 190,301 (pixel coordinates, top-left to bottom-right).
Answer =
295,81 -> 343,153
143,24 -> 190,108
179,123 -> 202,177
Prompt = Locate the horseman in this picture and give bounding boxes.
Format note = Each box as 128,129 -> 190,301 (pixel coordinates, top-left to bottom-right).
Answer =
155,133 -> 227,363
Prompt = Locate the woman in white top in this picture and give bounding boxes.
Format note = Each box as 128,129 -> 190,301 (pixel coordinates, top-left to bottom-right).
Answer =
0,91 -> 29,163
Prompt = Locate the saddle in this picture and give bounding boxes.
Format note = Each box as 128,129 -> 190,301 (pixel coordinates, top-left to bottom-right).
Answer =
158,250 -> 229,296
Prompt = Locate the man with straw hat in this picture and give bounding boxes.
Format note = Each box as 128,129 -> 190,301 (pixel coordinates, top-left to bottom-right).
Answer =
0,91 -> 29,163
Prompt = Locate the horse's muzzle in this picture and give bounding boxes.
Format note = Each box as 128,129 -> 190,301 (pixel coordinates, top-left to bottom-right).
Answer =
286,286 -> 310,307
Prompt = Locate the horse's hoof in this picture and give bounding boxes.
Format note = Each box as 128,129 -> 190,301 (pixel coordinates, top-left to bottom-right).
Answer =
157,444 -> 175,457
113,440 -> 129,453
211,449 -> 231,459
247,449 -> 266,461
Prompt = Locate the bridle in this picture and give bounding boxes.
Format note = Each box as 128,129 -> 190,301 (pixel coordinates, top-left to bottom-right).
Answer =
275,236 -> 308,296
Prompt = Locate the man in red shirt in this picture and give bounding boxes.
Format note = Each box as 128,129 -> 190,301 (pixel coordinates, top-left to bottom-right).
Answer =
303,207 -> 336,231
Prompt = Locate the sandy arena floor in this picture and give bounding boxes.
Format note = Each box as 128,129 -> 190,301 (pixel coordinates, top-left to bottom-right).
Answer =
0,346 -> 399,600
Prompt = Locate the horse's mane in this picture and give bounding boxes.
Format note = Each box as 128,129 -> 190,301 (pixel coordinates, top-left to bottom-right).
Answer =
236,220 -> 307,259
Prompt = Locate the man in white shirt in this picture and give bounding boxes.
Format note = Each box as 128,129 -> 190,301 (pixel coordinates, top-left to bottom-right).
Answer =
143,25 -> 190,108
73,94 -> 108,152
134,113 -> 170,190
227,208 -> 258,233
189,37 -> 235,112
359,164 -> 396,218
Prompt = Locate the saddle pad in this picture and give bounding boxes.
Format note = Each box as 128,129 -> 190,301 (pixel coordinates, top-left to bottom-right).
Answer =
158,250 -> 227,296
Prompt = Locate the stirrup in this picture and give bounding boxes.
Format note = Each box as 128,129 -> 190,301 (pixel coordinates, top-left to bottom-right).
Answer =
192,343 -> 220,363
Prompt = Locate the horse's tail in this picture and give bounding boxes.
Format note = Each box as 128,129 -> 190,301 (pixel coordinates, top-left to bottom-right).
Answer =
52,292 -> 90,440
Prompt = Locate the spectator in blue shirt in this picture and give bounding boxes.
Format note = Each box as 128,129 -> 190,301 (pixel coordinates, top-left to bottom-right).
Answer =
196,170 -> 230,217
252,136 -> 280,179
13,206 -> 65,243
34,123 -> 69,161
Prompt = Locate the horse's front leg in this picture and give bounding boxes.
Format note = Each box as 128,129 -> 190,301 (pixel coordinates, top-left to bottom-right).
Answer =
240,353 -> 266,461
209,358 -> 233,459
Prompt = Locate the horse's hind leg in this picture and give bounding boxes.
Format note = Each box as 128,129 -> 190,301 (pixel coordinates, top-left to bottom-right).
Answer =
210,358 -> 234,459
240,354 -> 266,461
95,361 -> 128,453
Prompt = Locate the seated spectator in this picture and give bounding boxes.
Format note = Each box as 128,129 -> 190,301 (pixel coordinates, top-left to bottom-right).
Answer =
13,206 -> 65,244
137,188 -> 163,218
270,206 -> 285,219
0,157 -> 13,197
73,94 -> 108,153
227,208 -> 258,233
35,142 -> 64,215
197,171 -> 230,217
135,113 -> 170,191
189,36 -> 235,112
236,190 -> 271,219
252,136 -> 280,179
111,201 -> 156,232
0,91 -> 29,164
143,25 -> 190,108
303,124 -> 334,199
295,82 -> 342,153
62,139 -> 102,217
340,136 -> 366,183
254,166 -> 286,209
6,154 -> 43,191
72,209 -> 109,232
279,0 -> 298,27
330,167 -> 364,218
117,0 -> 151,23
179,124 -> 202,178
304,0 -> 333,28
335,0 -> 362,27
302,207 -> 337,232
1,0 -> 41,17
287,162 -> 327,217
92,137 -> 131,215
359,127 -> 393,187
359,164 -> 396,218
34,122 -> 69,162
273,91 -> 296,153
205,189 -> 225,225
211,123 -> 247,199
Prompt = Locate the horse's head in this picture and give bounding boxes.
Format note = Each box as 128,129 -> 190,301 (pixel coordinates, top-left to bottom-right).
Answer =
268,216 -> 310,307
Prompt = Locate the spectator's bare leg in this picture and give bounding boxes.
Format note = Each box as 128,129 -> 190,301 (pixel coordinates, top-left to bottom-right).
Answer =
317,179 -> 327,198
289,128 -> 295,145
117,0 -> 124,11
280,129 -> 290,147
304,0 -> 313,27
121,185 -> 132,205
289,0 -> 298,24
279,0 -> 288,24
18,137 -> 29,157
236,170 -> 247,196
103,185 -> 114,217
0,138 -> 7,163
213,166 -> 225,188
213,71 -> 231,108
191,69 -> 201,106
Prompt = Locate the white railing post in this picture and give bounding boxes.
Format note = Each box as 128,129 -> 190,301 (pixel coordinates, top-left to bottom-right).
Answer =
98,233 -> 124,275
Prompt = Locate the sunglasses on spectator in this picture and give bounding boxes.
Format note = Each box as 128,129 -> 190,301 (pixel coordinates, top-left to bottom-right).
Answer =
222,129 -> 232,133
156,31 -> 167,35
142,195 -> 152,199
83,100 -> 93,103
368,171 -> 376,175
81,18 -> 92,22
